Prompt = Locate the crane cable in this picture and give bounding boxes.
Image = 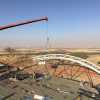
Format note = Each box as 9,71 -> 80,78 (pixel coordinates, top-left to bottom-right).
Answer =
45,20 -> 51,50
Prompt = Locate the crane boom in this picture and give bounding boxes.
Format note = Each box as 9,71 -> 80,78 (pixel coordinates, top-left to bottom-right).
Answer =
0,16 -> 48,31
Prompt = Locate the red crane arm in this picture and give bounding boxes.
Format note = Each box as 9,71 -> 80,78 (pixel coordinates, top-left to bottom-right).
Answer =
0,16 -> 48,31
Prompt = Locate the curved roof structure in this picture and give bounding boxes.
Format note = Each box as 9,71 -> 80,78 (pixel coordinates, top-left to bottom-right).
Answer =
32,54 -> 100,75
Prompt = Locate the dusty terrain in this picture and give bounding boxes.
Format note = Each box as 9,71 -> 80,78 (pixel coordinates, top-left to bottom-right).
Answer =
87,54 -> 100,65
0,48 -> 100,99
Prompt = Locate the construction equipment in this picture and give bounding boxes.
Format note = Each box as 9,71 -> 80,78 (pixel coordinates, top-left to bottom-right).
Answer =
0,16 -> 48,30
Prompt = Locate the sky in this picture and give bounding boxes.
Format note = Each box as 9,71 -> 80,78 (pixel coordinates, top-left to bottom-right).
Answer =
0,0 -> 100,48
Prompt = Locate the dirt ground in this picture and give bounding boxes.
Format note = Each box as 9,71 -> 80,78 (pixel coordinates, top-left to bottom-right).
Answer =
87,54 -> 100,65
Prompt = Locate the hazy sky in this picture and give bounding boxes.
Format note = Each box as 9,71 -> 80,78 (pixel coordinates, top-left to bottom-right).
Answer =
0,0 -> 100,48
